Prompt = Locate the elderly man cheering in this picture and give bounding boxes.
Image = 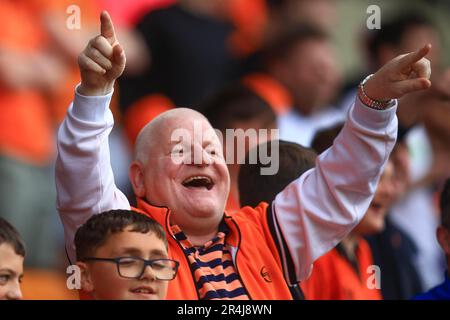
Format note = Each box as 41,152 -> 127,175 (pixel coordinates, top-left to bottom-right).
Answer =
56,11 -> 431,299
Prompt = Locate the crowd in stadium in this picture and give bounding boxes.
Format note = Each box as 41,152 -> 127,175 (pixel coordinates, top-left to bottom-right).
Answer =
0,0 -> 449,300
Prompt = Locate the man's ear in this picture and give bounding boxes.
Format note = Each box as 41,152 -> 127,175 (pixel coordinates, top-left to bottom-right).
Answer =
129,161 -> 146,198
76,262 -> 94,293
436,226 -> 450,256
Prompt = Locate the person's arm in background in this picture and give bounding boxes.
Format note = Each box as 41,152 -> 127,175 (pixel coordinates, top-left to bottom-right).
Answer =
56,11 -> 129,263
0,47 -> 65,93
270,45 -> 432,284
43,11 -> 150,77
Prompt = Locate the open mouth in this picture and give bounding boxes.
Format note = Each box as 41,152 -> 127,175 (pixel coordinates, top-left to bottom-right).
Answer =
130,287 -> 156,295
182,175 -> 214,190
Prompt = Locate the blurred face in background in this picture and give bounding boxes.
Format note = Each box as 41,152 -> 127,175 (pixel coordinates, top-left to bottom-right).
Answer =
354,160 -> 396,236
399,25 -> 441,68
283,0 -> 338,32
376,25 -> 441,68
180,0 -> 228,19
390,142 -> 411,202
281,39 -> 341,115
0,243 -> 24,300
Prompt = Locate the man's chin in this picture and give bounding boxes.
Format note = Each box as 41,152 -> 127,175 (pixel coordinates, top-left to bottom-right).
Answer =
176,199 -> 224,220
184,204 -> 222,219
176,190 -> 225,216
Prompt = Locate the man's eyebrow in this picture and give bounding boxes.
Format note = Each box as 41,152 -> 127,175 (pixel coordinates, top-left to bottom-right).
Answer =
170,138 -> 183,146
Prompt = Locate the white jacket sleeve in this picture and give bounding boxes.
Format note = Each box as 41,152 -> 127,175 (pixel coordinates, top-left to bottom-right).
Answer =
56,86 -> 130,263
271,97 -> 398,283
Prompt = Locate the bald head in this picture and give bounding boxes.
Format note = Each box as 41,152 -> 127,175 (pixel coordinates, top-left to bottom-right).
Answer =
134,108 -> 211,164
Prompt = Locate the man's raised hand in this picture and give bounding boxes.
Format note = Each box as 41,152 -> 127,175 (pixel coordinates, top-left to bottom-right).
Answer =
78,11 -> 126,96
364,44 -> 432,102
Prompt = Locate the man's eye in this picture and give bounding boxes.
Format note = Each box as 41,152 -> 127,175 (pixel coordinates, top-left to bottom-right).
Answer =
206,147 -> 219,156
172,148 -> 184,155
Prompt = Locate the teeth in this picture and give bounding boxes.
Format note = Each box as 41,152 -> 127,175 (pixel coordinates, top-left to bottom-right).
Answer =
183,176 -> 212,184
134,289 -> 151,294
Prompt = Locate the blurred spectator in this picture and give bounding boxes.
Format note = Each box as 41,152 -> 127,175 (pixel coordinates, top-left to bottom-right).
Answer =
0,0 -> 67,268
226,0 -> 268,58
259,25 -> 344,147
118,0 -> 240,110
414,178 -> 450,300
266,0 -> 338,38
100,0 -> 176,28
364,139 -> 423,299
201,83 -> 276,212
238,140 -> 316,208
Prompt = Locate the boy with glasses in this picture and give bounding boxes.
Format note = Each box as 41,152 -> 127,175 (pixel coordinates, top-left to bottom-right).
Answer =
74,209 -> 178,300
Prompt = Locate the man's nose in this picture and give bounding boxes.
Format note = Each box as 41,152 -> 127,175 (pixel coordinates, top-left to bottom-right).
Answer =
190,145 -> 212,166
6,283 -> 23,300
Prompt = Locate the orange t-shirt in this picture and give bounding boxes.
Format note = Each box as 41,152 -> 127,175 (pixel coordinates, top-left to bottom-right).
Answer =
301,238 -> 382,300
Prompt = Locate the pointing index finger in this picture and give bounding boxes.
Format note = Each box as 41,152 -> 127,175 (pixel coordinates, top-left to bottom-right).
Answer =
399,44 -> 432,69
100,11 -> 116,44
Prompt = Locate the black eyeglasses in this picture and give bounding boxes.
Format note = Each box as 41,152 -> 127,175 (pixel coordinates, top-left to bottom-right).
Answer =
82,257 -> 180,280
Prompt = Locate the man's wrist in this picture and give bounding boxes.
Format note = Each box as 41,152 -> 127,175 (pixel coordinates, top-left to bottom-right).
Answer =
358,74 -> 394,110
78,82 -> 114,96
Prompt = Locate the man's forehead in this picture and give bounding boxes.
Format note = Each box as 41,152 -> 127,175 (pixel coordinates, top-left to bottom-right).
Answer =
160,116 -> 217,140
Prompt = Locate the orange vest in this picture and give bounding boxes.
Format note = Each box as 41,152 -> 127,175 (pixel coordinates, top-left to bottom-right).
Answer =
133,198 -> 294,300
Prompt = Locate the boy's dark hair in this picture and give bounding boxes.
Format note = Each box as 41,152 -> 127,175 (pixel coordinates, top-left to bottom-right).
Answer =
440,179 -> 450,230
366,12 -> 435,67
74,209 -> 167,261
201,83 -> 276,133
0,217 -> 26,257
238,140 -> 317,207
311,123 -> 344,154
263,24 -> 329,64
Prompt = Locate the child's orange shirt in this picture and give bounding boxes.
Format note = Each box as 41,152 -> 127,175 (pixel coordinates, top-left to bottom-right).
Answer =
301,238 -> 382,300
